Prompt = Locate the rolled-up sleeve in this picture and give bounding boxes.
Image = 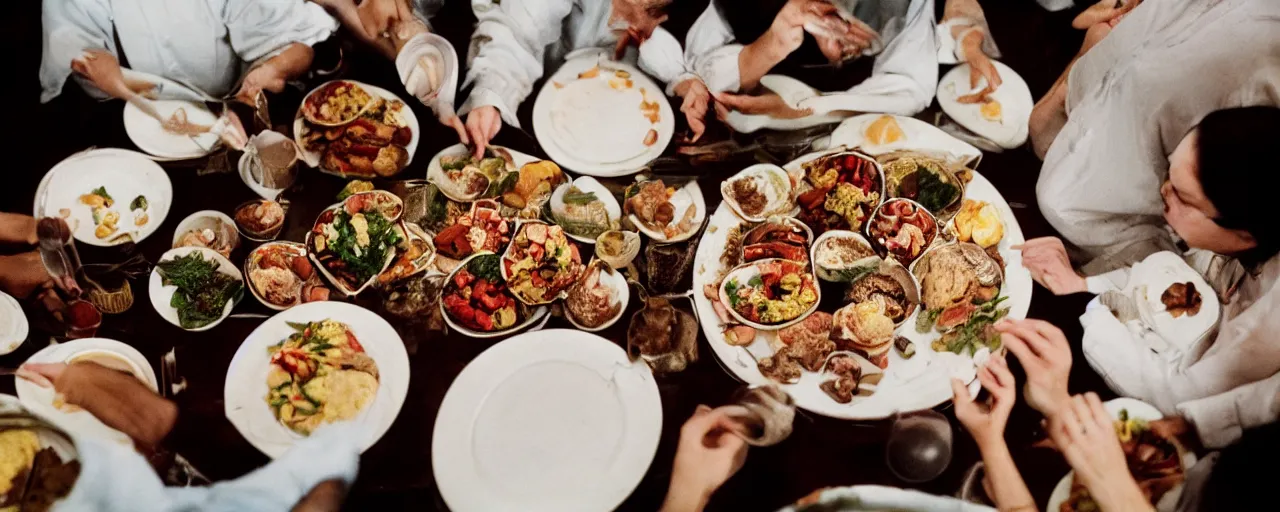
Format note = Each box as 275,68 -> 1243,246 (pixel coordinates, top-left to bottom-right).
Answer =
221,0 -> 336,62
684,4 -> 742,94
40,0 -> 114,103
798,0 -> 937,117
458,0 -> 574,127
1176,372 -> 1280,449
637,27 -> 695,96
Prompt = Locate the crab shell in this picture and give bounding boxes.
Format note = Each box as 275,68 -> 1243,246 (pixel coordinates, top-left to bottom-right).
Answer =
721,163 -> 796,222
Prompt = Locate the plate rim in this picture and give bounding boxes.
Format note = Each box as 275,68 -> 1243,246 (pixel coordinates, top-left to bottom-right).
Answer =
33,149 -> 174,247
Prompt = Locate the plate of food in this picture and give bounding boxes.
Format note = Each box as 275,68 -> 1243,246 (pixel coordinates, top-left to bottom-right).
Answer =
441,253 -> 551,338
0,291 -> 29,356
1046,398 -> 1193,512
789,150 -> 885,237
15,338 -> 158,445
377,222 -> 437,287
563,260 -> 630,332
427,145 -> 535,203
123,98 -> 221,160
938,60 -> 1033,149
433,329 -> 661,511
172,210 -> 240,259
623,179 -> 705,243
692,160 -> 1031,419
500,221 -> 585,305
245,241 -> 331,310
867,198 -> 940,266
0,394 -> 81,510
879,154 -> 965,222
149,247 -> 244,331
223,302 -> 410,458
718,259 -> 821,331
722,164 -> 797,223
306,191 -> 406,296
34,149 -> 172,247
432,199 -> 515,263
828,114 -> 983,167
532,55 -> 674,176
294,80 -> 419,178
550,176 -> 623,244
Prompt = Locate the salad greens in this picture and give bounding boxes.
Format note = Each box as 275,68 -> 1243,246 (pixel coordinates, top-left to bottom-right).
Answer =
130,195 -> 148,210
91,186 -> 114,206
467,253 -> 503,283
326,210 -> 401,284
932,295 -> 1010,356
157,252 -> 242,329
913,168 -> 959,213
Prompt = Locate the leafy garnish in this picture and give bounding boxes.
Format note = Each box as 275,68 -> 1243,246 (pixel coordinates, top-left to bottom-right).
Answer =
724,279 -> 741,307
467,254 -> 504,283
323,211 -> 402,285
914,168 -> 959,213
130,195 -> 148,210
157,252 -> 242,329
91,186 -> 114,206
562,190 -> 599,205
915,308 -> 942,333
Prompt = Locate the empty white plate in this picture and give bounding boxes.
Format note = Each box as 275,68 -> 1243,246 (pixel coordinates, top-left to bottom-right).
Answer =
937,60 -> 1033,149
433,329 -> 661,511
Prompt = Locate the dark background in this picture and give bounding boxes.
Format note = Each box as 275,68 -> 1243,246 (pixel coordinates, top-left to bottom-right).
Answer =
1,1 -> 1112,510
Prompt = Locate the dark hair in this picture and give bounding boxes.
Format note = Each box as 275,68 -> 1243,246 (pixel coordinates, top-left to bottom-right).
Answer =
1196,106 -> 1280,266
1198,420 -> 1280,510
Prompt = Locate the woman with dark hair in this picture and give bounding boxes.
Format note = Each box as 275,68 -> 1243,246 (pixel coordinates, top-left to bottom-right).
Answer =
1021,106 -> 1280,451
682,0 -> 1001,133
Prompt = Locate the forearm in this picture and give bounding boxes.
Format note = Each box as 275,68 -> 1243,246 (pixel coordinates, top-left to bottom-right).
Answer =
0,213 -> 37,244
738,31 -> 789,91
262,43 -> 315,82
659,483 -> 711,512
1087,476 -> 1154,512
1029,70 -> 1069,159
66,368 -> 179,450
977,440 -> 1035,511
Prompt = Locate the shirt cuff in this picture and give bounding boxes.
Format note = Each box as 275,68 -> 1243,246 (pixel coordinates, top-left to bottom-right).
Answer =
458,87 -> 519,128
1177,395 -> 1244,449
1086,268 -> 1128,294
694,44 -> 744,93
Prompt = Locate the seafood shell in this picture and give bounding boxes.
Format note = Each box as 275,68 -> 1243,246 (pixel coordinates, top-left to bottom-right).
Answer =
243,241 -> 309,311
427,145 -> 516,203
305,205 -> 401,297
499,220 -> 584,305
172,210 -> 240,258
909,242 -> 1004,291
817,351 -> 885,403
844,259 -> 922,329
595,230 -> 641,269
232,199 -> 286,242
439,252 -> 550,339
342,190 -> 404,223
880,155 -> 966,222
866,197 -> 939,266
810,230 -> 880,282
721,163 -> 795,222
550,176 -> 621,244
625,180 -> 706,243
563,260 -> 630,332
717,258 -> 821,331
741,216 -> 813,264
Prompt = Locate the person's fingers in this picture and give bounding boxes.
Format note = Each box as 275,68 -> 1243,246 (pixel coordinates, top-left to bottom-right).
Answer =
987,65 -> 1004,88
613,32 -> 631,61
487,113 -> 503,141
714,101 -> 730,122
1001,333 -> 1042,371
987,354 -> 1013,385
1084,392 -> 1111,431
950,377 -> 973,403
695,404 -> 713,416
1000,320 -> 1054,357
1069,395 -> 1097,433
713,92 -> 751,112
804,1 -> 838,18
449,117 -> 470,146
18,363 -> 67,388
976,365 -> 999,395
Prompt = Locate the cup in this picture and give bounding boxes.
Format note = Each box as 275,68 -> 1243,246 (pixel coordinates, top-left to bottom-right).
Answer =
247,131 -> 299,190
885,410 -> 953,482
65,300 -> 102,340
712,385 -> 796,447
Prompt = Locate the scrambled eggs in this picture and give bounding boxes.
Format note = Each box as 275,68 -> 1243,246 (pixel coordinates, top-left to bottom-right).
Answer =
824,183 -> 879,230
267,319 -> 379,435
0,430 -> 39,496
980,99 -> 1003,122
954,199 -> 1004,248
735,272 -> 818,324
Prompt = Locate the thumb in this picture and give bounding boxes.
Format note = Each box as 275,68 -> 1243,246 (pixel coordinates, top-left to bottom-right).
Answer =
18,363 -> 67,389
950,377 -> 972,402
713,92 -> 746,111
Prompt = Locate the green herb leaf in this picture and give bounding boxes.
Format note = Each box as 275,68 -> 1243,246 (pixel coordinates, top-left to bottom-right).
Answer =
156,252 -> 242,329
467,254 -> 504,283
914,169 -> 959,213
562,190 -> 598,205
915,308 -> 941,333
130,195 -> 148,210
91,186 -> 113,204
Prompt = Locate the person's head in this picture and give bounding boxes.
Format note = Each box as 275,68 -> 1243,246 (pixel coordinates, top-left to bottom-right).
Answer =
1161,106 -> 1280,266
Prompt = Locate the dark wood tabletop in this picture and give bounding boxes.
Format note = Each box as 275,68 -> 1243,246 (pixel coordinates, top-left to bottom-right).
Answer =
1,1 -> 1119,510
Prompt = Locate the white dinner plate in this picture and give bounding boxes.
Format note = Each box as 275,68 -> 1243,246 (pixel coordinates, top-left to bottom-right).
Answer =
0,291 -> 28,355
34,149 -> 173,247
692,153 -> 1032,420
292,80 -> 421,177
223,301 -> 410,458
149,247 -> 242,332
15,338 -> 158,446
123,99 -> 220,160
1045,398 -> 1194,512
937,61 -> 1033,149
533,55 -> 674,177
425,144 -> 542,203
629,180 -> 706,243
433,329 -> 661,511
829,114 -> 983,168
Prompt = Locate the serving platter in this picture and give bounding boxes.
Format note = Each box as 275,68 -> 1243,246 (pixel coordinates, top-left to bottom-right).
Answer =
292,80 -> 421,178
34,149 -> 173,247
937,61 -> 1033,149
692,149 -> 1031,420
223,301 -> 410,458
433,329 -> 661,511
532,55 -> 674,177
829,114 -> 983,168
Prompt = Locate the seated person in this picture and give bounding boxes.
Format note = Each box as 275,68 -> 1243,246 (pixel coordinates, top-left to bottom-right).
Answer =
310,0 -> 466,141
684,0 -> 1000,133
1029,0 -> 1280,272
40,0 -> 337,107
13,361 -> 361,511
1020,108 -> 1280,444
459,0 -> 708,158
0,214 -> 75,315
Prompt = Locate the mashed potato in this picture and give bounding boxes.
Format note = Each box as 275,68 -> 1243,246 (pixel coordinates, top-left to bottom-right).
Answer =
0,430 -> 40,496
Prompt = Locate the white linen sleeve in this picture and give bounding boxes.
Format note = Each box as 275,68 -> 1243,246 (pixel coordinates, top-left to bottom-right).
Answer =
1085,267 -> 1130,294
397,33 -> 460,121
936,0 -> 1000,65
637,27 -> 696,96
458,0 -> 575,126
39,0 -> 114,103
684,4 -> 743,94
1176,371 -> 1280,449
1081,300 -> 1280,415
797,0 -> 938,117
221,0 -> 337,63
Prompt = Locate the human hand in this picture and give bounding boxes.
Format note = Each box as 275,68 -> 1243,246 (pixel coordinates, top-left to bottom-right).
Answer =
957,31 -> 1001,104
674,79 -> 710,143
714,92 -> 812,120
214,110 -> 249,150
1147,416 -> 1200,452
661,405 -> 748,512
611,0 -> 669,59
1013,237 -> 1086,295
442,115 -> 470,147
18,361 -> 178,449
71,49 -> 130,99
464,106 -> 502,160
996,318 -> 1073,417
766,0 -> 839,58
952,353 -> 1017,449
1073,0 -> 1140,30
236,64 -> 288,105
0,252 -> 54,300
1049,393 -> 1154,511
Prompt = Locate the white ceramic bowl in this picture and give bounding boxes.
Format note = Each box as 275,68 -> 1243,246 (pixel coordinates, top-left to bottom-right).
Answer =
149,246 -> 242,331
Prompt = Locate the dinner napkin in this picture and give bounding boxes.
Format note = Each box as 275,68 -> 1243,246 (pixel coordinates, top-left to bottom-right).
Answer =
55,422 -> 361,512
396,33 -> 459,123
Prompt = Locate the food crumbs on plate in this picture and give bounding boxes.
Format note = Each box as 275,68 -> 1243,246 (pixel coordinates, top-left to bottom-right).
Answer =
58,208 -> 70,218
553,81 -> 565,89
708,226 -> 718,233
625,79 -> 633,88
644,129 -> 658,146
614,70 -> 630,79
578,66 -> 599,79
980,100 -> 1003,122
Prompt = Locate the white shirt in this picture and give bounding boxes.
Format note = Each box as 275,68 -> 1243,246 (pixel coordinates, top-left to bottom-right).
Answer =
1081,253 -> 1280,449
683,0 -> 939,133
459,0 -> 691,128
1036,0 -> 1280,269
40,0 -> 337,102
